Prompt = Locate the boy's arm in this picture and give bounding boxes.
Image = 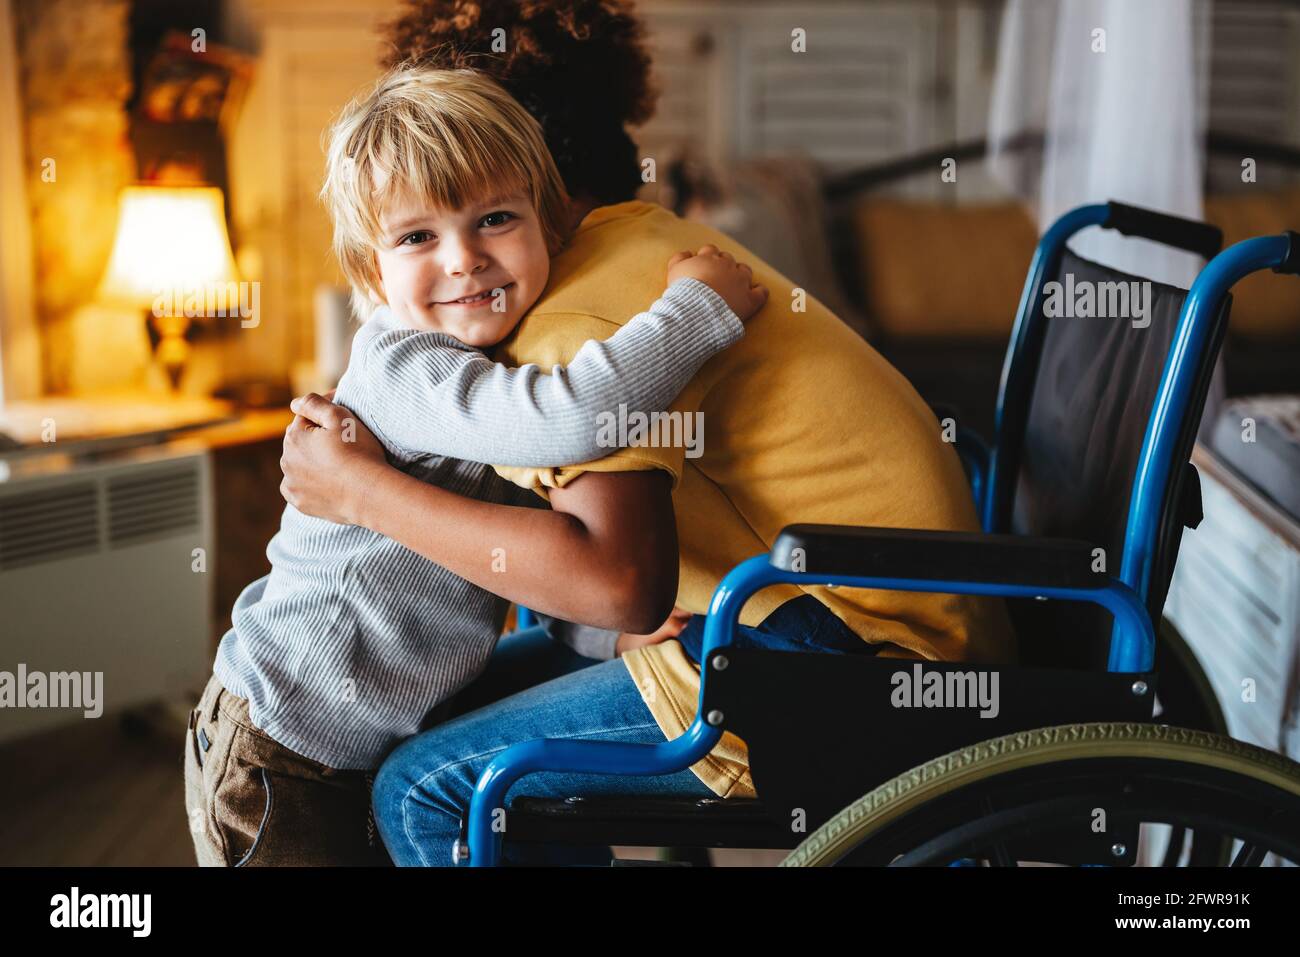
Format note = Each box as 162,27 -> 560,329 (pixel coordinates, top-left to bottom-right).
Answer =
529,609 -> 690,660
357,277 -> 741,465
530,613 -> 620,660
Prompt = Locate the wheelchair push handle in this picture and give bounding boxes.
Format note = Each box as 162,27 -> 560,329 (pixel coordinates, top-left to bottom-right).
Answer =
1103,201 -> 1223,261
1274,230 -> 1300,276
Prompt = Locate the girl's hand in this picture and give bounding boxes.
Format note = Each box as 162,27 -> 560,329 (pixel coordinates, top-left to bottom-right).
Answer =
280,392 -> 387,525
614,606 -> 693,657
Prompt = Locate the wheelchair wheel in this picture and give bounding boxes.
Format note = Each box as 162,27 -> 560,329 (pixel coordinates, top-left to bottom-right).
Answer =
1148,618 -> 1232,865
781,723 -> 1300,867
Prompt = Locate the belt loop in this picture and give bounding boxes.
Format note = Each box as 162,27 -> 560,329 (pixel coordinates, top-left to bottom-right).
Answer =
209,683 -> 223,722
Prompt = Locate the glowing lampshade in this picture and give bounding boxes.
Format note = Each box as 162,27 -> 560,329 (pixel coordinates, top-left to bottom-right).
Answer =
99,186 -> 239,307
98,186 -> 240,391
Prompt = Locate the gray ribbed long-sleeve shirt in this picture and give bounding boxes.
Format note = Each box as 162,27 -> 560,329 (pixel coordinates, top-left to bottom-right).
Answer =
213,277 -> 741,769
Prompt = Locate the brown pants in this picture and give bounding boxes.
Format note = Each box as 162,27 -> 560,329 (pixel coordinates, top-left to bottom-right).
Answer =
183,673 -> 392,866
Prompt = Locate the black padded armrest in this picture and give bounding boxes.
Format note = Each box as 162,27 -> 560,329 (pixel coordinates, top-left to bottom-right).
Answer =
771,524 -> 1106,590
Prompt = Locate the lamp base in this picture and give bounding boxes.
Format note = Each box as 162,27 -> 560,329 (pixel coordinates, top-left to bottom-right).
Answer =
145,309 -> 195,393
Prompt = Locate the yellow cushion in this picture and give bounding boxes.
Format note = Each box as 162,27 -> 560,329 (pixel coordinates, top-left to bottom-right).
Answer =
1204,188 -> 1300,340
850,199 -> 1038,339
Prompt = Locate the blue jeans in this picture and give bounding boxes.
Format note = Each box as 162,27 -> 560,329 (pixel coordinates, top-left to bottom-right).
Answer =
372,595 -> 872,866
372,626 -> 713,867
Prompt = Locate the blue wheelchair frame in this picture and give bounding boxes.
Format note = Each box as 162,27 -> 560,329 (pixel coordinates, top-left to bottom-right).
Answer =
468,206 -> 1299,866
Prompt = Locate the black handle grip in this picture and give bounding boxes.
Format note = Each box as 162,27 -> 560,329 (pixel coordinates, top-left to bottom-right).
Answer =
1274,230 -> 1300,276
1103,201 -> 1223,261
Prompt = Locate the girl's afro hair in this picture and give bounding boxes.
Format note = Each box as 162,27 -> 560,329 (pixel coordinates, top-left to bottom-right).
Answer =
381,1 -> 659,205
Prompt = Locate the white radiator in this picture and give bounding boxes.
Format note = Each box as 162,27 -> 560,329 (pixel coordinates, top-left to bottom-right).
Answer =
0,445 -> 213,743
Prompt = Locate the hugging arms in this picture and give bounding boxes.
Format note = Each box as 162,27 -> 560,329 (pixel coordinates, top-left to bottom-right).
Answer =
280,242 -> 768,637
282,407 -> 680,635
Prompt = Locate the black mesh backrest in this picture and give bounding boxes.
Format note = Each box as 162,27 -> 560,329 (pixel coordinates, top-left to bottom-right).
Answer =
1007,247 -> 1231,669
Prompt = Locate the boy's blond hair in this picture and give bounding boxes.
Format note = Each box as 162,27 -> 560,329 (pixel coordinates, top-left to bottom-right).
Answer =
321,65 -> 572,319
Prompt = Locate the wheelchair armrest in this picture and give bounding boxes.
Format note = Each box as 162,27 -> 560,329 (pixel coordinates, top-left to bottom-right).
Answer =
771,524 -> 1103,590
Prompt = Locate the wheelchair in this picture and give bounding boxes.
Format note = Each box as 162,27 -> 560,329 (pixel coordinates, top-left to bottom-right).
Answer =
476,202 -> 1300,867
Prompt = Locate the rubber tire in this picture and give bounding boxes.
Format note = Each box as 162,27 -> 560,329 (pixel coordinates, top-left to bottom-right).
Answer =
781,722 -> 1300,867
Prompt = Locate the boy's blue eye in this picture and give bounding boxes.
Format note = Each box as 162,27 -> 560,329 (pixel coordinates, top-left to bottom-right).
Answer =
480,210 -> 515,228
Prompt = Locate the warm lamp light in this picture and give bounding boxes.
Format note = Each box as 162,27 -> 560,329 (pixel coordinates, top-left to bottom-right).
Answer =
98,185 -> 240,390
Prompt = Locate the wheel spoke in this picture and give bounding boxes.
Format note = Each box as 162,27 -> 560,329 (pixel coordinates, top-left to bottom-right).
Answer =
1230,842 -> 1266,867
1159,825 -> 1187,867
984,797 -> 1017,867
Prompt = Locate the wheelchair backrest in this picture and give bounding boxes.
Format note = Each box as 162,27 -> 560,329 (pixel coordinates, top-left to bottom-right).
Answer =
1007,248 -> 1231,668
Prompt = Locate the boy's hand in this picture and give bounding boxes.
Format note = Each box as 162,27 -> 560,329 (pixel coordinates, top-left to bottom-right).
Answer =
281,392 -> 386,525
667,244 -> 769,322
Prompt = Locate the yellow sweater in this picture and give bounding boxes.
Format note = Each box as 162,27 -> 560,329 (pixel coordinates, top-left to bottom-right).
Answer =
493,200 -> 1016,798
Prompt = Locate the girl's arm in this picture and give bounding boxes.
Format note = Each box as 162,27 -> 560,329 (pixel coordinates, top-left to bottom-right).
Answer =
280,401 -> 675,631
355,277 -> 741,466
342,453 -> 677,634
281,399 -> 679,633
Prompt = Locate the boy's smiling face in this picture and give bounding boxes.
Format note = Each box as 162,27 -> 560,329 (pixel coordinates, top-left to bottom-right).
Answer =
374,185 -> 550,347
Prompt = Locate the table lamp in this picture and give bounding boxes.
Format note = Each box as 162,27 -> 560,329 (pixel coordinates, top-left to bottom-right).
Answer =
98,185 -> 240,391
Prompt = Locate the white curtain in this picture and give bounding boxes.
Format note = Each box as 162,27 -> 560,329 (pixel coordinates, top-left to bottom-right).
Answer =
989,0 -> 1212,288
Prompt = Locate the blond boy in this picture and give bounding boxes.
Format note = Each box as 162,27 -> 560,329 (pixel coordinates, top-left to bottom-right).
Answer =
183,66 -> 767,866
